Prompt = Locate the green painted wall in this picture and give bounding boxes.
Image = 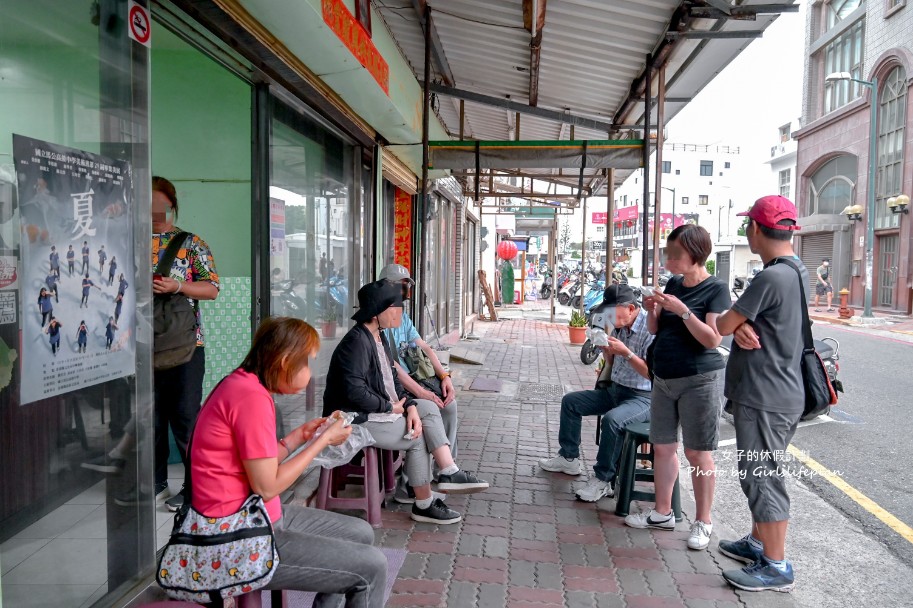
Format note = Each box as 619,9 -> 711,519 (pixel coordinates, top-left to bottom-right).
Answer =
150,32 -> 252,278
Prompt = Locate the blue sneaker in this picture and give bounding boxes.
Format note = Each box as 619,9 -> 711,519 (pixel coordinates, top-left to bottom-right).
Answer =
718,535 -> 764,564
723,556 -> 795,592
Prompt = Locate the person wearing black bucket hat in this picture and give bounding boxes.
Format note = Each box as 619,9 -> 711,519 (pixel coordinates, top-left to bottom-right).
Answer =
325,280 -> 489,525
539,284 -> 654,504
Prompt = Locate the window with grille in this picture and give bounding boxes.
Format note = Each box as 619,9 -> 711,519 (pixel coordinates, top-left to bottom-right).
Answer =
699,161 -> 713,176
662,161 -> 671,173
822,19 -> 865,114
681,196 -> 689,205
699,195 -> 709,205
808,155 -> 857,215
779,169 -> 792,198
875,66 -> 906,229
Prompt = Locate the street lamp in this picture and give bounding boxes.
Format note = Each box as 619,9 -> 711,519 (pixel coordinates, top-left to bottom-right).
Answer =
826,71 -> 877,318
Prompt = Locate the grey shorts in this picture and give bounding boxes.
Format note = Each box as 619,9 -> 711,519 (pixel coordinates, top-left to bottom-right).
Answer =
816,282 -> 833,296
650,370 -> 723,451
733,402 -> 801,523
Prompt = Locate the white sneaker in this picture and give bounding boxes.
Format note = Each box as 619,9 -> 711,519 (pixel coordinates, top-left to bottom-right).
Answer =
687,520 -> 713,550
575,480 -> 613,502
624,509 -> 676,531
538,455 -> 583,475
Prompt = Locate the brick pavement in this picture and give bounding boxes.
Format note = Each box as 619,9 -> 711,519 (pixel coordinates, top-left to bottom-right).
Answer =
374,313 -> 796,608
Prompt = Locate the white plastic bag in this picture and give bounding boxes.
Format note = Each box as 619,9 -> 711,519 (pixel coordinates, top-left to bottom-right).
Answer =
300,415 -> 376,469
586,327 -> 609,346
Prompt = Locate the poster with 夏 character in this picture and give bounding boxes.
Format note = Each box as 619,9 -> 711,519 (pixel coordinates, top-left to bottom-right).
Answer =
13,135 -> 136,405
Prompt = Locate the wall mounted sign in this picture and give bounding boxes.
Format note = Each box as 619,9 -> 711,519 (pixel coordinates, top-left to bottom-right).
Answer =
322,0 -> 389,95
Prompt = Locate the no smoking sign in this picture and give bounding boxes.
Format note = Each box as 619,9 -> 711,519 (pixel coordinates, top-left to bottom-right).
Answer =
127,1 -> 151,47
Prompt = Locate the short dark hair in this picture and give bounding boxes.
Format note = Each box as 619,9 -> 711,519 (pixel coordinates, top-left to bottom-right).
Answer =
240,317 -> 320,392
755,219 -> 796,241
667,224 -> 712,265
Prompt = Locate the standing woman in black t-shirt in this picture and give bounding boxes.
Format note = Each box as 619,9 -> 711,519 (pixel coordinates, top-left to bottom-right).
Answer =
623,225 -> 731,552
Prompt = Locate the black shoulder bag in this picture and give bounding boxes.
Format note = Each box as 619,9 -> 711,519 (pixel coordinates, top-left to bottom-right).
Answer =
772,257 -> 838,419
153,232 -> 198,370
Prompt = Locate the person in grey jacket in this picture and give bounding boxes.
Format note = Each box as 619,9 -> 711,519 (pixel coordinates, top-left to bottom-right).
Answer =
324,280 -> 488,525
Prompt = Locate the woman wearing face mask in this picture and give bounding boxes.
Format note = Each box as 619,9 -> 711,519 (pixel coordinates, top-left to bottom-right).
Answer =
323,280 -> 489,525
624,224 -> 731,553
148,176 -> 220,512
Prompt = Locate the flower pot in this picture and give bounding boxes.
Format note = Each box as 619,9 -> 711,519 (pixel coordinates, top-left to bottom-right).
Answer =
321,322 -> 337,338
568,325 -> 587,345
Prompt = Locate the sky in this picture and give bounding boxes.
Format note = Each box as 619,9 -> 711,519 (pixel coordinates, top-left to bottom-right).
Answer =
553,0 -> 808,244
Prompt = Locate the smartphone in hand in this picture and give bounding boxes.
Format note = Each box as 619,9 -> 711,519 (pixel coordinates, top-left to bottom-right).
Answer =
640,286 -> 658,297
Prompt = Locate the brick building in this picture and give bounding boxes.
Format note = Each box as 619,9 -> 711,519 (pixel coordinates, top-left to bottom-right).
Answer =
795,0 -> 913,313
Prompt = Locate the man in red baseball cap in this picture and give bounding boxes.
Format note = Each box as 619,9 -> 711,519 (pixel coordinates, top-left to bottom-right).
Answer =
715,195 -> 807,592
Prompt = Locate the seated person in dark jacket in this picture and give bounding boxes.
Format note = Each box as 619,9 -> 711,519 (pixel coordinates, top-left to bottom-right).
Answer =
324,280 -> 489,525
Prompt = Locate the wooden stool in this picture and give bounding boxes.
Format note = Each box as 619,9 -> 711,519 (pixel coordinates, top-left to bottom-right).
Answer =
613,421 -> 682,521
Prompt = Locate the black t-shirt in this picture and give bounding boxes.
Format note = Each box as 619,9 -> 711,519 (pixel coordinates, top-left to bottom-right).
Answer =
653,275 -> 731,379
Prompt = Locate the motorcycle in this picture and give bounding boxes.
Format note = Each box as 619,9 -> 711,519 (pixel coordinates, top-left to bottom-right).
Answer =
579,285 -> 642,365
539,269 -> 554,299
270,279 -> 308,317
557,276 -> 580,306
326,273 -> 348,325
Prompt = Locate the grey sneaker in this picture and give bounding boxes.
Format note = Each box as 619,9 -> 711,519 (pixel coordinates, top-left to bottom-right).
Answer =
436,470 -> 489,494
115,482 -> 170,507
411,498 -> 462,525
575,480 -> 613,502
624,509 -> 676,531
723,556 -> 795,592
165,487 -> 185,512
719,534 -> 764,564
81,453 -> 125,474
538,455 -> 583,475
687,520 -> 713,551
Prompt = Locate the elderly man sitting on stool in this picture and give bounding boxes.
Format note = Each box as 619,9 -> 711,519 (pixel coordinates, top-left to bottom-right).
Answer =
539,285 -> 654,502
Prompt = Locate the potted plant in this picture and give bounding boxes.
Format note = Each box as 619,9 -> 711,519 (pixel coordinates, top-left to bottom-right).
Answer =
321,309 -> 338,338
568,310 -> 587,345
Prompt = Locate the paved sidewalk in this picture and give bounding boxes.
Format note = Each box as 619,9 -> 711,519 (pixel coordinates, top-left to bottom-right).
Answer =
376,315 -> 796,608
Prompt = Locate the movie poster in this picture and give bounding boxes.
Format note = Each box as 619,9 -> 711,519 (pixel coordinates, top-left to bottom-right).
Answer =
14,135 -> 136,405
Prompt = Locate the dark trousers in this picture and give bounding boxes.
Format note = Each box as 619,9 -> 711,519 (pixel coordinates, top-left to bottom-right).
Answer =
154,347 -> 205,488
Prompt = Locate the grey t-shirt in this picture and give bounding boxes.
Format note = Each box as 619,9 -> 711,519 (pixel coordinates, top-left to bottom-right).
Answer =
724,257 -> 808,414
375,339 -> 399,405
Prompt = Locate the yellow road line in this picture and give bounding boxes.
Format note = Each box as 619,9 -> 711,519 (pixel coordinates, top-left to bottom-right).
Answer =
787,444 -> 913,545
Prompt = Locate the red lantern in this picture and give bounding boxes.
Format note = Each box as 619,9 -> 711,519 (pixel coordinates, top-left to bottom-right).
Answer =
497,240 -> 518,260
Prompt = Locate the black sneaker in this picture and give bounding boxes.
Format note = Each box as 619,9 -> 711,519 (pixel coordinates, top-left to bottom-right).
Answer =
436,470 -> 489,494
411,498 -> 462,525
81,454 -> 126,474
164,486 -> 185,512
393,481 -> 447,505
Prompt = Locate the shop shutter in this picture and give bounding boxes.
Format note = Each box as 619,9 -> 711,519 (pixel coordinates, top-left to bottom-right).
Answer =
798,233 -> 833,296
382,148 -> 418,195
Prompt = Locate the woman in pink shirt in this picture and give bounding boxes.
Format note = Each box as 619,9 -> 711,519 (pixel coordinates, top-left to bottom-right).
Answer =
190,317 -> 387,607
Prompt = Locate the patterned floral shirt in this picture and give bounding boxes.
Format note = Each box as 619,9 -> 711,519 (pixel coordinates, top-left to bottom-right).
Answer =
152,227 -> 220,347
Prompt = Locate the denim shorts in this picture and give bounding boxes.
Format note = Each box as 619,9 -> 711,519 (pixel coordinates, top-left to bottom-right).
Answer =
649,370 -> 723,451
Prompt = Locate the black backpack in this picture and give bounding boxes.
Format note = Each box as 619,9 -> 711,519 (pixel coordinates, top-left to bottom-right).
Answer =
153,232 -> 198,370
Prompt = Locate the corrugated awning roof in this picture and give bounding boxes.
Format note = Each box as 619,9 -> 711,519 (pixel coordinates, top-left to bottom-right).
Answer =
376,0 -> 793,199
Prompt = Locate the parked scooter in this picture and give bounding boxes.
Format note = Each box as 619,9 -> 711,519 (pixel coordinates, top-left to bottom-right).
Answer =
539,269 -> 554,299
326,273 -> 348,325
270,279 -> 308,317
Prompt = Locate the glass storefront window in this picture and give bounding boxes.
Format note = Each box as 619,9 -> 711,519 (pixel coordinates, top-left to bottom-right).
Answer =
1,2 -> 154,607
268,98 -> 360,428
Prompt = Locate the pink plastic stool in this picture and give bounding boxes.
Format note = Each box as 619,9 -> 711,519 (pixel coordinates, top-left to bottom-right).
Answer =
316,447 -> 402,527
237,590 -> 287,607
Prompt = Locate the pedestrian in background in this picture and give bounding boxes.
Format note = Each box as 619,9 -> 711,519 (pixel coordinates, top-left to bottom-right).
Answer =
814,257 -> 834,312
150,175 -> 220,512
624,224 -> 730,551
716,195 -> 805,593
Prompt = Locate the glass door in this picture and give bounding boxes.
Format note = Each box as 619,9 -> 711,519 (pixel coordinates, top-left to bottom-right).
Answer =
878,235 -> 898,308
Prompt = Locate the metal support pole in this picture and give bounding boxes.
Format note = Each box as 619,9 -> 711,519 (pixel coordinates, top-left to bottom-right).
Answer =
580,196 -> 588,315
420,3 -> 432,331
641,53 -> 652,282
606,168 -> 614,267
652,66 -> 666,287
863,77 -> 879,318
